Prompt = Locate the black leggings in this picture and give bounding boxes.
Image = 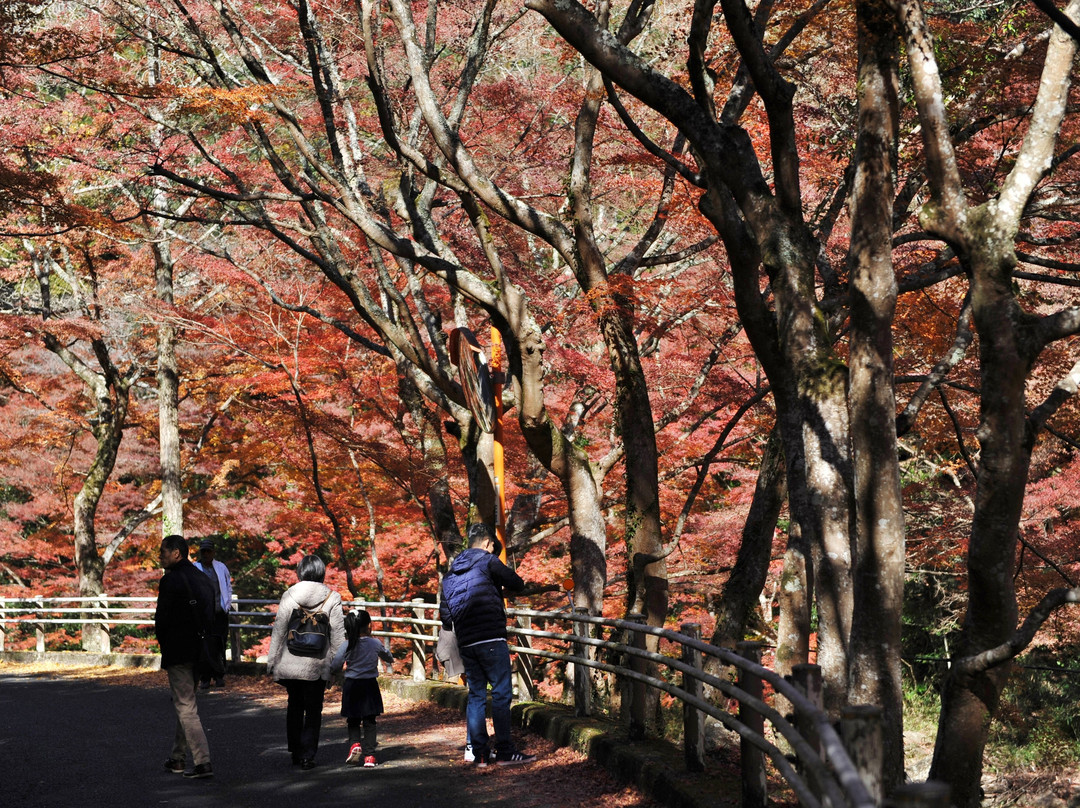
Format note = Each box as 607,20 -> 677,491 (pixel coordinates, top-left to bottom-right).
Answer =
283,679 -> 326,760
348,716 -> 378,755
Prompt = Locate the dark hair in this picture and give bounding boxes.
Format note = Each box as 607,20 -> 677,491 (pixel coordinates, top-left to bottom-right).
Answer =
296,554 -> 326,583
162,534 -> 189,555
354,609 -> 372,631
344,609 -> 372,653
466,523 -> 501,556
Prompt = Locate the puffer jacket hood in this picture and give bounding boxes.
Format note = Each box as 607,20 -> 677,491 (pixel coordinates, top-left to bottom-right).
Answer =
288,580 -> 337,610
448,548 -> 491,576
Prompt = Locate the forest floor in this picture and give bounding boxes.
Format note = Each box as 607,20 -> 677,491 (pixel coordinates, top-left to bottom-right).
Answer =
903,711 -> 1080,808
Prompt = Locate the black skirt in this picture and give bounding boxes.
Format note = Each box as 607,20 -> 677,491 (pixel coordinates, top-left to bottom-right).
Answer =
340,677 -> 384,719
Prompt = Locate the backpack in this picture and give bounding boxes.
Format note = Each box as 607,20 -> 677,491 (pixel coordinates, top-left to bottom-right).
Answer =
285,592 -> 333,657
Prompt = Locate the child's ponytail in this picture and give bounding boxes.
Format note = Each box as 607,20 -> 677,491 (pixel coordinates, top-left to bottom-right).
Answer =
344,609 -> 373,654
344,610 -> 361,653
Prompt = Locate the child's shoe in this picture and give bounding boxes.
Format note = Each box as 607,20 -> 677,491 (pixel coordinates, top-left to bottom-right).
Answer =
346,743 -> 363,765
363,755 -> 377,768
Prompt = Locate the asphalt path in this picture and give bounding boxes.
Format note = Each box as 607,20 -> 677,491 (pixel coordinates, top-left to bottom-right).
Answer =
0,671 -> 509,808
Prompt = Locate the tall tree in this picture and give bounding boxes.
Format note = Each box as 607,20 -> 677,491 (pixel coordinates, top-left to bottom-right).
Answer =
527,0 -> 859,714
846,0 -> 905,788
889,0 -> 1080,802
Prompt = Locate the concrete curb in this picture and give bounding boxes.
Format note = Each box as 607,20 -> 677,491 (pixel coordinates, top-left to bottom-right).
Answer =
0,650 -> 162,668
0,650 -> 268,677
383,677 -> 737,808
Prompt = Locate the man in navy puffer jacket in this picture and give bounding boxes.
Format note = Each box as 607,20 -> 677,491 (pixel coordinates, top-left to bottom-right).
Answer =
440,523 -> 536,766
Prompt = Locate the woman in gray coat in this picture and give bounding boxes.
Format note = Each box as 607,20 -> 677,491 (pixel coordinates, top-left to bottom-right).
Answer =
267,555 -> 346,769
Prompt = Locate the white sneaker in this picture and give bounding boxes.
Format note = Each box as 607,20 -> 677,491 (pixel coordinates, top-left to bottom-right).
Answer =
463,744 -> 475,763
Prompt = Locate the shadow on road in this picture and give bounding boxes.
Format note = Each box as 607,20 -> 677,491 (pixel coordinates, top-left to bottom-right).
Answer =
0,671 -> 491,808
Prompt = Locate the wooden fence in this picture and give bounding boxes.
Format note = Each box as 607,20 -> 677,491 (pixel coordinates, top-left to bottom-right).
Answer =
0,596 -> 948,808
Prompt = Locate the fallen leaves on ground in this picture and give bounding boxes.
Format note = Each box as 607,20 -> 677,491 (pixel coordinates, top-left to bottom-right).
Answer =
0,661 -> 661,808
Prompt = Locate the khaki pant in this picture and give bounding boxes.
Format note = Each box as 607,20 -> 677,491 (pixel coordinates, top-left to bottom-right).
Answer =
167,663 -> 211,765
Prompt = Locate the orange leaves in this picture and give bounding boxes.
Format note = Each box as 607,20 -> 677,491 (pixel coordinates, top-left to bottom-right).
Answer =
582,274 -> 639,320
173,85 -> 282,126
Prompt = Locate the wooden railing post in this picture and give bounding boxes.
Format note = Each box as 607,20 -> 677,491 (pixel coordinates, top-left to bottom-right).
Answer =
512,614 -> 536,701
791,663 -> 824,760
885,782 -> 951,808
623,613 -> 647,740
229,595 -> 241,663
98,595 -> 111,654
410,599 -> 427,681
736,641 -> 767,808
35,596 -> 45,653
841,704 -> 884,804
681,622 -> 705,772
0,597 -> 6,652
572,607 -> 591,716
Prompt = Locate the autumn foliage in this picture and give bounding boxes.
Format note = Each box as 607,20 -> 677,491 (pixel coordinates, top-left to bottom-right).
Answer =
1,0 -> 1079,801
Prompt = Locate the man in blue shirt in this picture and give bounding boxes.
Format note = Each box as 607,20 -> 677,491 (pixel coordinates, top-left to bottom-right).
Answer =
194,539 -> 232,688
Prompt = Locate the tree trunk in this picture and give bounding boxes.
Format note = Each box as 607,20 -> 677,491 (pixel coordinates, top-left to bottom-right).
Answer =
512,308 -> 607,616
569,61 -> 666,633
847,0 -> 905,791
72,375 -> 130,651
710,427 -> 786,649
928,231 -> 1033,806
147,36 -> 183,541
396,365 -> 464,562
153,239 -> 184,539
900,1 -> 1080,799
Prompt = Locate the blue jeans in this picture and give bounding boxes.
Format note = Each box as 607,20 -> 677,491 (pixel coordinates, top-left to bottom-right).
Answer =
459,640 -> 514,758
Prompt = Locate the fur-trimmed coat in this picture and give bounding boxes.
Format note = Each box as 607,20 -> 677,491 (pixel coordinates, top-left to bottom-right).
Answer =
266,581 -> 346,682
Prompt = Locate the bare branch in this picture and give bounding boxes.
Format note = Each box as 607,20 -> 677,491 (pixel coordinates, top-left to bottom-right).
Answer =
955,586 -> 1080,676
1027,357 -> 1080,437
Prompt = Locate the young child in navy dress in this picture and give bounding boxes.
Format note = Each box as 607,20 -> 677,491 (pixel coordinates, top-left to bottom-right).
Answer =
331,609 -> 394,767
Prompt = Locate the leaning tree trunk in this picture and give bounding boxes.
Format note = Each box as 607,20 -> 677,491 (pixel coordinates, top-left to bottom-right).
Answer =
710,427 -> 786,650
395,364 -> 465,563
72,372 -> 130,652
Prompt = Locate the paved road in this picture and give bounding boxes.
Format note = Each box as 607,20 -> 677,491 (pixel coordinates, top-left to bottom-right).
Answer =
0,671 -> 506,808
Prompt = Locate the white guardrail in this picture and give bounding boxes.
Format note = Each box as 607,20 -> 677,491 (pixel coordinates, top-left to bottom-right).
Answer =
0,595 -> 916,807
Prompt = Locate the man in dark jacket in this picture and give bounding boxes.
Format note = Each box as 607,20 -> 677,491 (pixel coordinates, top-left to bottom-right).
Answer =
155,534 -> 215,779
439,523 -> 536,766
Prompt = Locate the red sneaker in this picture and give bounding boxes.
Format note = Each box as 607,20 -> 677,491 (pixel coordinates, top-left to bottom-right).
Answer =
363,755 -> 377,768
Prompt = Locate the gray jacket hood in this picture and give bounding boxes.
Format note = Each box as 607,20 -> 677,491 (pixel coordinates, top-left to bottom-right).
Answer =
288,580 -> 336,609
